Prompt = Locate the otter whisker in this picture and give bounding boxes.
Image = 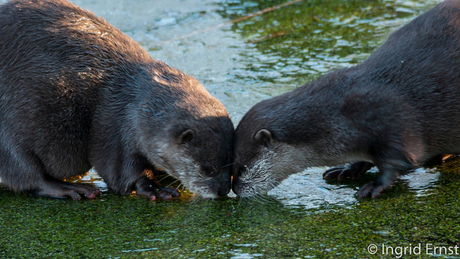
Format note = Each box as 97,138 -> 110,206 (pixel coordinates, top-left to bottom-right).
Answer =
157,174 -> 175,183
268,182 -> 277,191
259,193 -> 277,204
190,194 -> 203,204
164,179 -> 181,189
253,193 -> 272,204
222,162 -> 235,169
194,168 -> 208,179
236,196 -> 245,208
176,183 -> 184,191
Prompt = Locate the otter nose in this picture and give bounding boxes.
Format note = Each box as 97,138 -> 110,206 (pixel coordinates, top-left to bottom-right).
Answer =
231,164 -> 244,195
217,167 -> 231,197
217,183 -> 230,196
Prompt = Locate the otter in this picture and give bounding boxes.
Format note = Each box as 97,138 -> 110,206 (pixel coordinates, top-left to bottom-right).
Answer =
0,0 -> 234,200
232,0 -> 460,198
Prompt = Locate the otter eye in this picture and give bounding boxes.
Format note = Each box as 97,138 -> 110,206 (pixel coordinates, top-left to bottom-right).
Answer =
179,129 -> 195,144
201,164 -> 215,176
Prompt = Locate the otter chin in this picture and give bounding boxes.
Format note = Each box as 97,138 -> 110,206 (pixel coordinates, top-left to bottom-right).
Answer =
232,0 -> 460,198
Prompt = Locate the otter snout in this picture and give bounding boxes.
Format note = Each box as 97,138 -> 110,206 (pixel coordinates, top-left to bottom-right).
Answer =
217,177 -> 231,197
186,163 -> 231,198
231,177 -> 240,196
192,176 -> 230,198
219,165 -> 232,196
230,163 -> 245,196
199,164 -> 231,197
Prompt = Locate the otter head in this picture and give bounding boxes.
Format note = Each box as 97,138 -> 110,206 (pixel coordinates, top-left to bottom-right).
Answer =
232,96 -> 312,198
232,89 -> 346,198
153,115 -> 234,198
232,125 -> 308,198
135,72 -> 234,198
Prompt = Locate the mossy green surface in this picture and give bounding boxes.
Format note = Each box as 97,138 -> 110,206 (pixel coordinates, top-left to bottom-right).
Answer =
1,162 -> 460,258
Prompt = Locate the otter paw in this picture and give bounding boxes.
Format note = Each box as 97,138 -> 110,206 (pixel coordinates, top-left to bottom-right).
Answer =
323,166 -> 348,181
135,177 -> 181,200
357,181 -> 389,198
137,185 -> 181,201
32,182 -> 100,200
323,162 -> 373,181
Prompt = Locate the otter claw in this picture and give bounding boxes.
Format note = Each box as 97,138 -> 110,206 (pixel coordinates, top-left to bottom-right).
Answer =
323,162 -> 373,182
157,187 -> 180,200
323,167 -> 345,180
31,178 -> 101,200
357,181 -> 388,198
135,176 -> 181,200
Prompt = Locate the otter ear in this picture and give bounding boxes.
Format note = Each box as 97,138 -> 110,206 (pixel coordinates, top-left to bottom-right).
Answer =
178,129 -> 195,144
254,129 -> 272,147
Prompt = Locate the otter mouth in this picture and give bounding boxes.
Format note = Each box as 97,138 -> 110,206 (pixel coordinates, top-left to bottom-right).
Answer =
152,153 -> 231,198
186,177 -> 231,199
162,167 -> 230,199
232,160 -> 279,198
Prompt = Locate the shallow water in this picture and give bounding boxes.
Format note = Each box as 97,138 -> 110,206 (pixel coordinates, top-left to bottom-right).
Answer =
268,167 -> 441,209
3,0 -> 459,258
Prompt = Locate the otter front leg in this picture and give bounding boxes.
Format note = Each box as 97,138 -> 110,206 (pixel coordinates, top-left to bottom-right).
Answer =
95,154 -> 181,200
0,145 -> 100,200
323,161 -> 374,181
31,175 -> 100,200
357,157 -> 413,198
134,174 -> 181,201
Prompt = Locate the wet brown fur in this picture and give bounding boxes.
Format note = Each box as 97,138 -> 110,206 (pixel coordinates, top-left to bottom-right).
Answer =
0,0 -> 233,199
233,0 -> 460,198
